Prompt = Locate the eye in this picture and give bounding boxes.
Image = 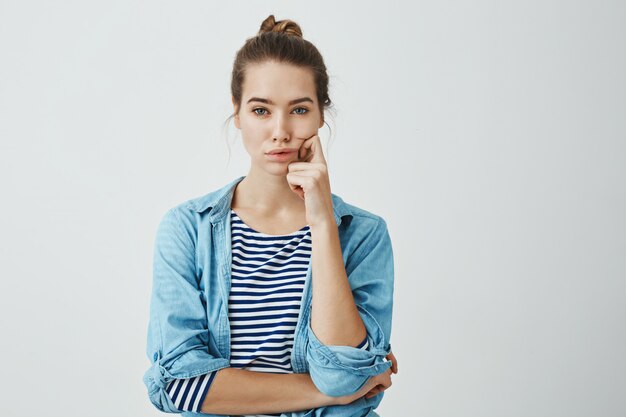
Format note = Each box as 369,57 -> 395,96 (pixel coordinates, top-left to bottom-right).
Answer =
253,108 -> 268,117
252,107 -> 309,117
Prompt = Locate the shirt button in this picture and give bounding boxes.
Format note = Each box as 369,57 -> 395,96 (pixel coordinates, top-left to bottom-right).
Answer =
153,352 -> 158,361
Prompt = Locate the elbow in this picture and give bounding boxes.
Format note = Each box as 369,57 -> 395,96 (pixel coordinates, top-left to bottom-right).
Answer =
310,369 -> 370,397
144,356 -> 228,414
305,345 -> 393,398
145,389 -> 182,414
306,351 -> 382,398
143,365 -> 182,413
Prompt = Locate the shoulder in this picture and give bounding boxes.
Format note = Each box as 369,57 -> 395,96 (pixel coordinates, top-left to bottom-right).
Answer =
155,179 -> 239,243
333,195 -> 394,276
331,194 -> 391,264
160,176 -> 244,223
331,193 -> 389,232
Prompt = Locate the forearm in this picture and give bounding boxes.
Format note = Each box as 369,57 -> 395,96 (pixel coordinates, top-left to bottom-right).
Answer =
310,222 -> 367,346
200,368 -> 335,415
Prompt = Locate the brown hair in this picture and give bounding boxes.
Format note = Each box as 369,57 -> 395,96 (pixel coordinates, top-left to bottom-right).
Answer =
223,15 -> 335,152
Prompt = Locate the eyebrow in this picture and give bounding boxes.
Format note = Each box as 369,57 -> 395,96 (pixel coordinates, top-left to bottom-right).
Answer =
246,97 -> 314,106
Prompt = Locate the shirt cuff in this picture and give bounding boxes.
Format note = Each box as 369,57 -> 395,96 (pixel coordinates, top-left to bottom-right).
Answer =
305,306 -> 392,397
165,372 -> 217,413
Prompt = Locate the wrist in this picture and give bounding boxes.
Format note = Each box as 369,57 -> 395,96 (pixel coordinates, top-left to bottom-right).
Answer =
309,217 -> 336,233
308,207 -> 335,230
316,391 -> 343,407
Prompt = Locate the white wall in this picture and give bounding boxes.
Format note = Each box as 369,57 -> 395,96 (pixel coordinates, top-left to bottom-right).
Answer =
1,0 -> 624,416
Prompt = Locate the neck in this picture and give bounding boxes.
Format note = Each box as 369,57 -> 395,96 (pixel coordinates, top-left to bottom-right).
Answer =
232,168 -> 305,215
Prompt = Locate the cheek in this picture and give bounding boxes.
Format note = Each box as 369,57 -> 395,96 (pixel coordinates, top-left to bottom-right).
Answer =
293,119 -> 320,137
241,136 -> 260,151
240,133 -> 265,157
241,117 -> 270,134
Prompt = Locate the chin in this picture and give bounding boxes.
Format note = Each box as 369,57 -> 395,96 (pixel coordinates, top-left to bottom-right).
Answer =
272,167 -> 290,176
261,163 -> 290,176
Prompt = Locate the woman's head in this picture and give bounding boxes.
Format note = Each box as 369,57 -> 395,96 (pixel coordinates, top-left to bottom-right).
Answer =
226,15 -> 334,175
230,15 -> 332,119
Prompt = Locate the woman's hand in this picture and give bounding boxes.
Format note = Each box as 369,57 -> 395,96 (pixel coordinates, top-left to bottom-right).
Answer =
332,350 -> 399,405
286,134 -> 334,228
364,350 -> 398,400
386,350 -> 399,375
334,367 -> 393,406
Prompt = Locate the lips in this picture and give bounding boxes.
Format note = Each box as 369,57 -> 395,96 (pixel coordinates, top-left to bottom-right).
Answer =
265,150 -> 297,162
267,149 -> 297,155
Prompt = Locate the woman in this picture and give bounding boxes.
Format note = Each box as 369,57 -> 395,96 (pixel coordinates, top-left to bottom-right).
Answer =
143,15 -> 398,417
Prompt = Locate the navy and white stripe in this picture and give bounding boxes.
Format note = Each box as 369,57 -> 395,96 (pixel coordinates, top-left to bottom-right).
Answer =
166,209 -> 369,414
165,371 -> 216,412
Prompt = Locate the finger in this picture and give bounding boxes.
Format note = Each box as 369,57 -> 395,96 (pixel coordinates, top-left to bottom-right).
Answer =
385,356 -> 394,373
366,380 -> 392,399
301,134 -> 325,164
387,352 -> 398,374
300,143 -> 313,163
390,358 -> 398,374
298,135 -> 314,161
285,173 -> 308,199
287,162 -> 326,172
364,385 -> 382,399
310,135 -> 326,164
286,173 -> 307,187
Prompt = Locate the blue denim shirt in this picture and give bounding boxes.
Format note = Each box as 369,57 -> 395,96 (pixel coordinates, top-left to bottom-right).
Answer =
143,175 -> 395,417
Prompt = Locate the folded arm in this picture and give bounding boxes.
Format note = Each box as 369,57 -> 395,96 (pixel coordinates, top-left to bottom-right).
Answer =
143,207 -> 351,414
306,217 -> 395,397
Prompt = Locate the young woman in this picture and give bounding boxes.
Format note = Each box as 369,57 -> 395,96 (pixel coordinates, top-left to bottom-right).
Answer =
143,15 -> 398,417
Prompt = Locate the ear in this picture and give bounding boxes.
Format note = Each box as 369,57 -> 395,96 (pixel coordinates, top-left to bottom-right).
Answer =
232,96 -> 241,129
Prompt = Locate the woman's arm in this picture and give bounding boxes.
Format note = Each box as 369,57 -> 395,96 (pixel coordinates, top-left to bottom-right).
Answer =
305,217 -> 395,397
309,221 -> 367,347
199,368 -> 336,415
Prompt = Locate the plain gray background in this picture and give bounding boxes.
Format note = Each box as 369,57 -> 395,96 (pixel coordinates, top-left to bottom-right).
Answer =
1,0 -> 625,416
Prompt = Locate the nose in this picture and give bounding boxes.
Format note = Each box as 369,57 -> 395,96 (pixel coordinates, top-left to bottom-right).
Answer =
272,114 -> 291,141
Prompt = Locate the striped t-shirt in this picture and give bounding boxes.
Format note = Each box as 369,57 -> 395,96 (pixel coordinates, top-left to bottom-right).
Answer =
165,209 -> 369,415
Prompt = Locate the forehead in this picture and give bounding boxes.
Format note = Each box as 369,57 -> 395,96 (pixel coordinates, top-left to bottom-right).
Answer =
242,61 -> 316,102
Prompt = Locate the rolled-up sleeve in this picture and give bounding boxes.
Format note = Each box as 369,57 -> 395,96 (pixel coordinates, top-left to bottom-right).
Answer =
143,207 -> 230,413
306,218 -> 395,397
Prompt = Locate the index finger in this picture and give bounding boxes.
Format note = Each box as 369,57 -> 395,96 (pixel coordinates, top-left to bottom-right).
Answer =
386,352 -> 398,374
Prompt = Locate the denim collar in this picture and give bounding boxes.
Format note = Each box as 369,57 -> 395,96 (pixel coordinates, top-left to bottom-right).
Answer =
187,175 -> 353,227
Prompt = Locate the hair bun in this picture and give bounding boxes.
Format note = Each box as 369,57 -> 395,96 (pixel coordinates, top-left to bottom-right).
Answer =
258,15 -> 303,37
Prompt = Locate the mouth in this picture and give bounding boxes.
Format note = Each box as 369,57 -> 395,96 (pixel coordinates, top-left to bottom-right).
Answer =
266,150 -> 297,155
265,150 -> 297,162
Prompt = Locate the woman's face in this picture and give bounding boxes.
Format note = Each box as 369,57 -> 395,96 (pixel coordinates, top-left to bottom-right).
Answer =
233,61 -> 324,175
